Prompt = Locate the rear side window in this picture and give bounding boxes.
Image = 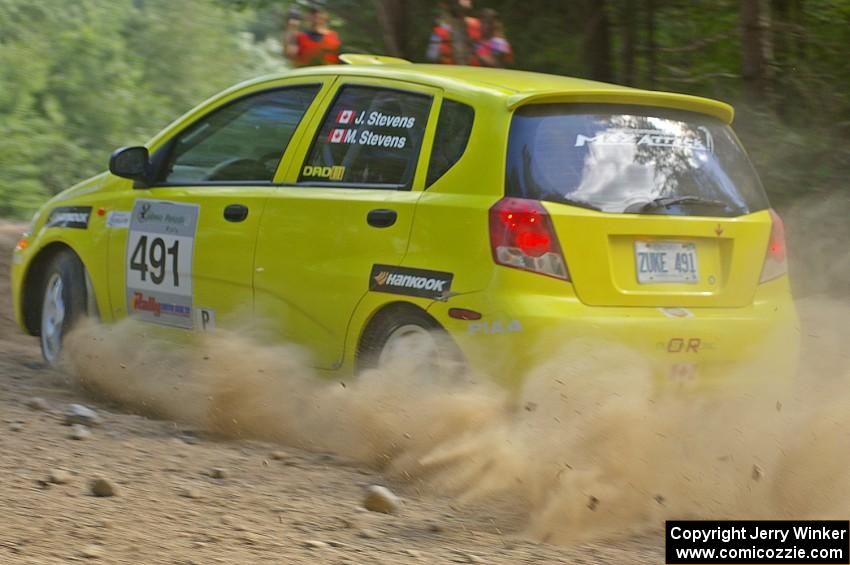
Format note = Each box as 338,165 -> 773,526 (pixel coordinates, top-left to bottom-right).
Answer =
299,85 -> 432,189
427,99 -> 474,187
506,104 -> 769,217
160,85 -> 320,184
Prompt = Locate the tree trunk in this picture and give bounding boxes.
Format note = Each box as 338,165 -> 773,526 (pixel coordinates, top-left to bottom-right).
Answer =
771,0 -> 790,66
583,0 -> 613,82
741,0 -> 766,99
644,0 -> 657,89
373,0 -> 409,58
621,0 -> 638,86
771,0 -> 790,115
792,0 -> 806,61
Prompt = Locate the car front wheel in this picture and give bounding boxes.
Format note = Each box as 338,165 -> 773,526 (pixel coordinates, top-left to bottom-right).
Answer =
39,251 -> 87,366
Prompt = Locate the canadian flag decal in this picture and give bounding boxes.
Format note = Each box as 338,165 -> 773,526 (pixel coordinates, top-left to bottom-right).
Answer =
336,110 -> 354,124
328,129 -> 346,143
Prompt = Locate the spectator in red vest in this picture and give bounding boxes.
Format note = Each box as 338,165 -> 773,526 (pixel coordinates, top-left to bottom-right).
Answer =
283,5 -> 341,67
476,9 -> 513,68
426,0 -> 481,65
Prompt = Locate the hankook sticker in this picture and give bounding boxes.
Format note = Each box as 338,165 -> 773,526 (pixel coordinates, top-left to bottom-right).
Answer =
126,200 -> 198,329
369,265 -> 454,300
46,206 -> 92,229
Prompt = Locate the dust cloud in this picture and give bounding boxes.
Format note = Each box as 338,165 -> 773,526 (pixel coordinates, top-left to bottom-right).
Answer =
64,194 -> 850,544
63,298 -> 848,544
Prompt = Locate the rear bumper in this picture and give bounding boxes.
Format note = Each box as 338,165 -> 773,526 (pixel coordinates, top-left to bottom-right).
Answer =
428,275 -> 800,390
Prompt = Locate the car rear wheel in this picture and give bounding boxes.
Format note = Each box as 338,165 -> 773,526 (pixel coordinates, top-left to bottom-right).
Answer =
357,305 -> 463,376
39,251 -> 87,366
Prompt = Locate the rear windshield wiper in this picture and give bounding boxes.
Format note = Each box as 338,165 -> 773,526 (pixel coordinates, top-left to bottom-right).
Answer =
629,195 -> 730,213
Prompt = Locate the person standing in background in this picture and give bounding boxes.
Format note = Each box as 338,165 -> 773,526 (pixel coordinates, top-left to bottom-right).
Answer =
283,4 -> 341,67
426,0 -> 481,65
476,9 -> 513,68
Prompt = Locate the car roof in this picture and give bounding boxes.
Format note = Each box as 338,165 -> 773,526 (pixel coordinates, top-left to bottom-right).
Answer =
247,60 -> 735,123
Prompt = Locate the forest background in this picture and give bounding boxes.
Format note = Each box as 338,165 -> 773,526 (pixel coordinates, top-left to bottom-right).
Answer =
1,0 -> 847,293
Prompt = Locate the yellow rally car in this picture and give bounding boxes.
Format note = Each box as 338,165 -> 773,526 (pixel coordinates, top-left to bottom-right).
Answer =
10,55 -> 799,385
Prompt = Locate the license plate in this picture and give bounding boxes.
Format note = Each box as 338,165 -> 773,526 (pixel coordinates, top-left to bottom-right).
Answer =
635,241 -> 699,284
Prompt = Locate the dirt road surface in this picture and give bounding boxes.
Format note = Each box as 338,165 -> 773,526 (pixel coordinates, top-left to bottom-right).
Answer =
0,221 -> 662,564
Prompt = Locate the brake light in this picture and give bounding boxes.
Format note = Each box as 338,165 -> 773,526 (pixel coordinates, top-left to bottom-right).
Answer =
489,197 -> 569,280
759,208 -> 787,283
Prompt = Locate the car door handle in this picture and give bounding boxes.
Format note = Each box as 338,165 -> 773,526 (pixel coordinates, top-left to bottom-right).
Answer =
367,209 -> 397,228
223,204 -> 249,222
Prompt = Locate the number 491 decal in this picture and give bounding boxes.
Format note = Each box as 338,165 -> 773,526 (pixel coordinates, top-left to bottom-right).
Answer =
129,235 -> 180,287
125,200 -> 198,329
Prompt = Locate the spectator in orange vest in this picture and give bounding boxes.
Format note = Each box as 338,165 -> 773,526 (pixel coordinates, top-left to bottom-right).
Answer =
426,0 -> 481,65
283,4 -> 341,67
476,9 -> 513,68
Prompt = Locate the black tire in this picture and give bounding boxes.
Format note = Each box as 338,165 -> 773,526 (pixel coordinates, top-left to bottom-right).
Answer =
38,251 -> 88,366
356,304 -> 463,375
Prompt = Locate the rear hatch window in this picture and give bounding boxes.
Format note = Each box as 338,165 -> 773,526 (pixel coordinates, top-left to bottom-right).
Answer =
506,104 -> 769,217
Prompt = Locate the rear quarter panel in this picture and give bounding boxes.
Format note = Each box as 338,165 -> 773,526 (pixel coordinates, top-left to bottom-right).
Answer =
401,94 -> 509,293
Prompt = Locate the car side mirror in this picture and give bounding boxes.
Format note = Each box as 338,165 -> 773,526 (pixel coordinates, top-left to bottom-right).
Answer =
109,146 -> 152,184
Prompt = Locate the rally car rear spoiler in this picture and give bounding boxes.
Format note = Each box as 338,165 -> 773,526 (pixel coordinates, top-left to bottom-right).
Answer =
506,90 -> 734,124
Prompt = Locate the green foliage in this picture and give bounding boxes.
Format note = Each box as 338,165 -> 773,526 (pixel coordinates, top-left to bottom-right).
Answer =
0,0 -> 285,218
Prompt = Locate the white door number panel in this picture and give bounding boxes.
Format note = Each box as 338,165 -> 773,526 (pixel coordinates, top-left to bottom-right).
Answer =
126,200 -> 199,329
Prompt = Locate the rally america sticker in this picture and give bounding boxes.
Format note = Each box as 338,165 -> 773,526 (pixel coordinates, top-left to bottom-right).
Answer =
369,265 -> 454,300
126,200 -> 198,329
46,206 -> 92,229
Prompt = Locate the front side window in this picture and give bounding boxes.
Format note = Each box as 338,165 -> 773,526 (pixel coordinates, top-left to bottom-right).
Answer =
299,85 -> 432,189
506,104 -> 769,217
160,85 -> 320,184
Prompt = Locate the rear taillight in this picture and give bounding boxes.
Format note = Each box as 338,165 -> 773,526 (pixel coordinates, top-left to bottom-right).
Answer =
759,208 -> 787,283
489,197 -> 569,280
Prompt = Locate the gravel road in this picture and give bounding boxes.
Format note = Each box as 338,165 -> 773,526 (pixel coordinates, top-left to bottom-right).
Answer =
0,221 -> 662,564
